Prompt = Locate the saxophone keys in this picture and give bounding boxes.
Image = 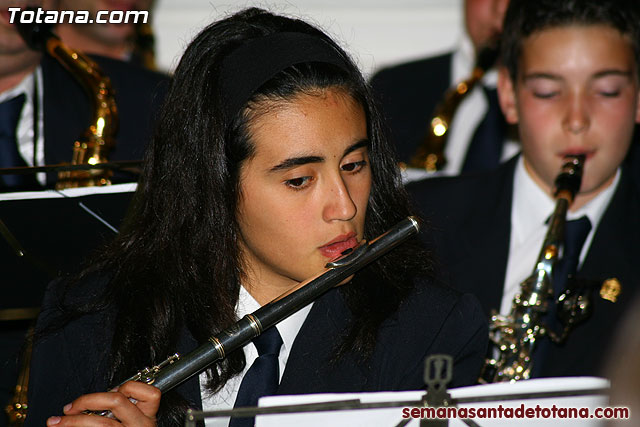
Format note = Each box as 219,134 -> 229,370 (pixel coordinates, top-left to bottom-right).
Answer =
543,244 -> 558,260
430,116 -> 448,137
455,81 -> 470,95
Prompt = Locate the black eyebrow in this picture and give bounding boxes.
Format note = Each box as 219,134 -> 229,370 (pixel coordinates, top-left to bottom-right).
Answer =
268,139 -> 370,173
269,156 -> 324,172
343,139 -> 370,157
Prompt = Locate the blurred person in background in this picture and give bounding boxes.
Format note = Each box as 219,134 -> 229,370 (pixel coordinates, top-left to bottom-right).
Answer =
371,0 -> 514,178
56,0 -> 157,69
0,0 -> 167,191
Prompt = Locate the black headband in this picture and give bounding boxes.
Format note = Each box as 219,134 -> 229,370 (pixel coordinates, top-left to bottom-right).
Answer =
219,32 -> 350,119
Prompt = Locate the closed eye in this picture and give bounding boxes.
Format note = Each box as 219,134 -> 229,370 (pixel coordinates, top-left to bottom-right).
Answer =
524,75 -> 562,100
533,91 -> 559,99
598,90 -> 621,97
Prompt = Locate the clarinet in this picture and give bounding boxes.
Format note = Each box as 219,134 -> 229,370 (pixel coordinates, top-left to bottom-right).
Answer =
94,216 -> 419,416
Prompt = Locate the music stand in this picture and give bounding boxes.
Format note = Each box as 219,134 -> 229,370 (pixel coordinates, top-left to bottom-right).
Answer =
0,183 -> 136,307
184,377 -> 609,427
0,183 -> 136,424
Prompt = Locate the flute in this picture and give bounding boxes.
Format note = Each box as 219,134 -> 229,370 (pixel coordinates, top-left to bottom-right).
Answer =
95,216 -> 419,416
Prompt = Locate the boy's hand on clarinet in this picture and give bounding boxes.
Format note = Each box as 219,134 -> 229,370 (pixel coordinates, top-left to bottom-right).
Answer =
46,381 -> 160,426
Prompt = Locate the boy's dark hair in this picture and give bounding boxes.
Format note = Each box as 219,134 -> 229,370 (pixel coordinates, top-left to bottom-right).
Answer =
501,0 -> 640,81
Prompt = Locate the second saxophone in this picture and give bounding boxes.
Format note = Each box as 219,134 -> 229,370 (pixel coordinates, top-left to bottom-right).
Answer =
481,155 -> 589,383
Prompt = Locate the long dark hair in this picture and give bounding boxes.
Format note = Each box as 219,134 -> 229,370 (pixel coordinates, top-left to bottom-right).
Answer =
57,7 -> 432,424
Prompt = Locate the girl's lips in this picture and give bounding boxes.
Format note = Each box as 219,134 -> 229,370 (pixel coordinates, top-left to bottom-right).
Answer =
319,235 -> 358,260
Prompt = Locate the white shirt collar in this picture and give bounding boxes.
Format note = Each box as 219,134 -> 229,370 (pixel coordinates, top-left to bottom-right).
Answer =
0,67 -> 45,183
451,31 -> 475,84
237,284 -> 313,367
0,69 -> 34,103
199,284 -> 313,425
451,31 -> 498,89
512,155 -> 620,248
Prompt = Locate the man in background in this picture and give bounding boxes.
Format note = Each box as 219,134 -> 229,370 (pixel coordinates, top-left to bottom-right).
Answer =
56,0 -> 157,69
0,0 -> 167,191
371,0 -> 513,177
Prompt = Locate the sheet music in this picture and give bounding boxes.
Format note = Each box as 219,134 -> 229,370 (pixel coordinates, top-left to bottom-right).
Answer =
255,377 -> 610,426
0,182 -> 137,201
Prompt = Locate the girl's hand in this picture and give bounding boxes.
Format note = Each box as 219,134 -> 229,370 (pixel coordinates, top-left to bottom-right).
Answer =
46,381 -> 161,426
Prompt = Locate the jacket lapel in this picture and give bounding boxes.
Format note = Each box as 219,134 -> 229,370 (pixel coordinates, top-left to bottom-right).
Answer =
579,165 -> 640,314
277,287 -> 369,394
450,159 -> 516,315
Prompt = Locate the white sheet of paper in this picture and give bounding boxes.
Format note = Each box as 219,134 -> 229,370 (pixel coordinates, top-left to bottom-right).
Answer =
255,377 -> 610,427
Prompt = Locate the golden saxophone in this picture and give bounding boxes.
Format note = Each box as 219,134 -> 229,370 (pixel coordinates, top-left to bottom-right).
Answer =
17,17 -> 118,189
407,43 -> 499,172
480,155 -> 591,383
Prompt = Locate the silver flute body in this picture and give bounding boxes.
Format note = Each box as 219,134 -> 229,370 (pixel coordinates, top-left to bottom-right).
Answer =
122,216 -> 420,393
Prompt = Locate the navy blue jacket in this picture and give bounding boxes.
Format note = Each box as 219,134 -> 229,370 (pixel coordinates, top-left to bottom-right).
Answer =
370,53 -> 451,164
26,277 -> 487,426
407,156 -> 640,377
